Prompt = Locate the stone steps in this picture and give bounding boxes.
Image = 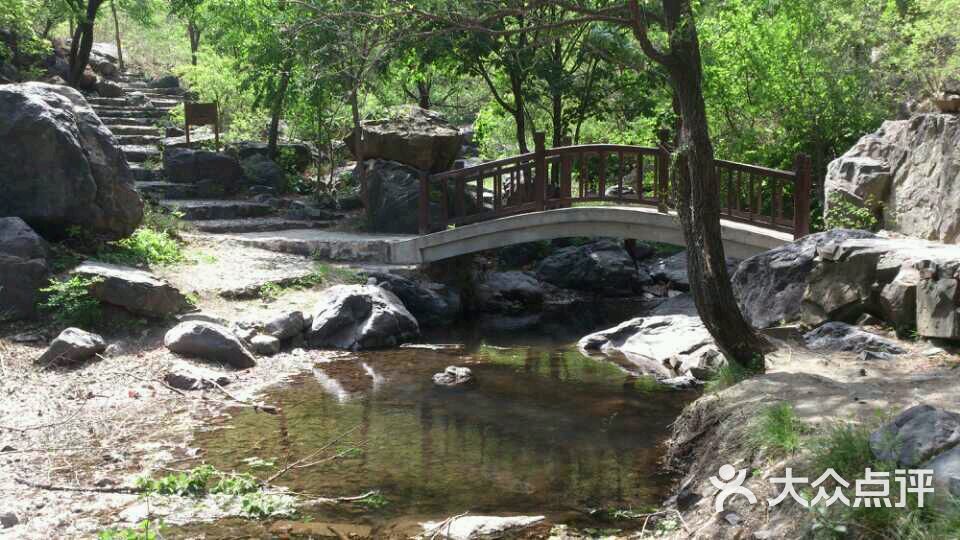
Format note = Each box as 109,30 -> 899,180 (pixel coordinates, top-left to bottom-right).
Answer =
109,124 -> 162,136
101,116 -> 156,127
116,133 -> 164,146
191,217 -> 335,234
139,88 -> 186,97
129,163 -> 160,182
121,144 -> 161,163
216,229 -> 414,262
94,108 -> 168,119
135,181 -> 210,200
158,199 -> 275,221
87,96 -> 129,107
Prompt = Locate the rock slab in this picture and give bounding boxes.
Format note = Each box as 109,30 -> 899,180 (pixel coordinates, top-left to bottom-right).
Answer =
0,217 -> 50,321
37,328 -> 106,366
345,106 -> 462,173
72,261 -> 192,318
536,239 -> 650,295
164,321 -> 256,369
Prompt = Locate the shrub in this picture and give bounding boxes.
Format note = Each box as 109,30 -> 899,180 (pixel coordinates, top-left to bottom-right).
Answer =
38,276 -> 103,328
135,465 -> 215,497
704,361 -> 757,393
753,402 -> 806,455
98,228 -> 184,267
824,193 -> 880,231
98,519 -> 163,540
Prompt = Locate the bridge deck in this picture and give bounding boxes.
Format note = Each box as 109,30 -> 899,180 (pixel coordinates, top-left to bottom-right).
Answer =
391,205 -> 792,264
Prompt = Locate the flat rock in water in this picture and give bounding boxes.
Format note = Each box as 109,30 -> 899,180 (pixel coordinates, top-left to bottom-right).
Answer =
307,285 -> 419,350
164,321 -> 256,369
803,322 -> 906,356
37,327 -> 106,366
421,515 -> 545,540
432,366 -> 473,387
579,315 -> 723,379
73,260 -> 192,318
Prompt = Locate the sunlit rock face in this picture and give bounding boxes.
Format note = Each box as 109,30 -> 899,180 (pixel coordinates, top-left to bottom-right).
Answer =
825,113 -> 960,243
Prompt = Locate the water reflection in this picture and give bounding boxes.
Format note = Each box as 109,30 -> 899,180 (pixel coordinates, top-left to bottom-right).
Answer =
197,338 -> 696,523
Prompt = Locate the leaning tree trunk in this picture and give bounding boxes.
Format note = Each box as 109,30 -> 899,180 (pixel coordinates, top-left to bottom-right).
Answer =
110,0 -> 124,71
658,0 -> 770,369
68,0 -> 103,87
267,60 -> 293,160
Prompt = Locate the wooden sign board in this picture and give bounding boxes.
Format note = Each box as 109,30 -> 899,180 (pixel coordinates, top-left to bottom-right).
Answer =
184,102 -> 220,149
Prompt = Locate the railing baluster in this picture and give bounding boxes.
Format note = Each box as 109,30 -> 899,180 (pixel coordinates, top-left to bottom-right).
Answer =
735,170 -> 743,213
726,167 -> 734,215
440,176 -> 449,228
748,173 -> 755,221
598,151 -> 607,199
494,170 -> 502,213
579,151 -> 587,199
476,168 -> 483,216
617,151 -> 625,201
774,176 -> 783,223
636,153 -> 644,201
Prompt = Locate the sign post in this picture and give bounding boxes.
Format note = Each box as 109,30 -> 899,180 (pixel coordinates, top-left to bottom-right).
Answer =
184,102 -> 220,150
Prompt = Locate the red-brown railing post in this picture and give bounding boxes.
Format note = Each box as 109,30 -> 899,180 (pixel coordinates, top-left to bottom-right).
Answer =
418,170 -> 430,234
453,162 -> 466,219
560,136 -> 573,208
534,132 -> 546,212
656,129 -> 672,213
793,153 -> 812,238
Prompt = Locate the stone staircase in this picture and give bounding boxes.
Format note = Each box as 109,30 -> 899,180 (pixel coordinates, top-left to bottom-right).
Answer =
90,71 -> 341,236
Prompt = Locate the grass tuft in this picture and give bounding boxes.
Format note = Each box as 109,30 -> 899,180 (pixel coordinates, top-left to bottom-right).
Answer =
704,361 -> 756,393
753,402 -> 807,455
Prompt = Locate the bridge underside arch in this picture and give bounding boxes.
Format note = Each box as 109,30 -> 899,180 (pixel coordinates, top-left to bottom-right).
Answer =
389,206 -> 793,264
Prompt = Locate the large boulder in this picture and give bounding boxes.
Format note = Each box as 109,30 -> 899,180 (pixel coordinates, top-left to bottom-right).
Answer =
871,405 -> 960,500
0,82 -> 143,239
37,328 -> 106,366
344,106 -> 462,173
578,315 -> 723,379
0,217 -> 50,321
164,321 -> 257,369
825,114 -> 960,243
96,79 -> 123,98
72,261 -> 192,318
535,239 -> 650,295
361,159 -> 431,234
732,229 -> 876,328
475,271 -> 544,314
306,285 -> 419,350
802,322 -> 906,356
241,154 -> 286,191
368,272 -> 461,327
227,141 -> 313,172
801,237 -> 960,339
647,251 -> 739,291
162,147 -> 243,190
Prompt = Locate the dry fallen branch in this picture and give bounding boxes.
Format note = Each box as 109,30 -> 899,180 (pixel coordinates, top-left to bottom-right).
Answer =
266,424 -> 362,484
15,477 -> 140,495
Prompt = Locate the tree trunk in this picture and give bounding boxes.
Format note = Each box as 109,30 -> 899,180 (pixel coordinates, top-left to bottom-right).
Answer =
267,60 -> 293,160
68,0 -> 102,88
657,0 -> 770,369
416,79 -> 431,109
188,21 -> 201,66
350,87 -> 366,206
110,0 -> 124,71
509,68 -> 528,153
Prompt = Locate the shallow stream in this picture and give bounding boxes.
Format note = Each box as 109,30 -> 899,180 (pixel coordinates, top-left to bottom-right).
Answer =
188,324 -> 698,536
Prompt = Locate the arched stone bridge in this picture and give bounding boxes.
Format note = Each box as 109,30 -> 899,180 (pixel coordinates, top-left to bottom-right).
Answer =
389,205 -> 794,264
377,135 -> 811,264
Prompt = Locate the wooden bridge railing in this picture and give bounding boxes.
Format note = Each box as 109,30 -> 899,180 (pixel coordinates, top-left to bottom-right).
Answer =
418,131 -> 812,239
